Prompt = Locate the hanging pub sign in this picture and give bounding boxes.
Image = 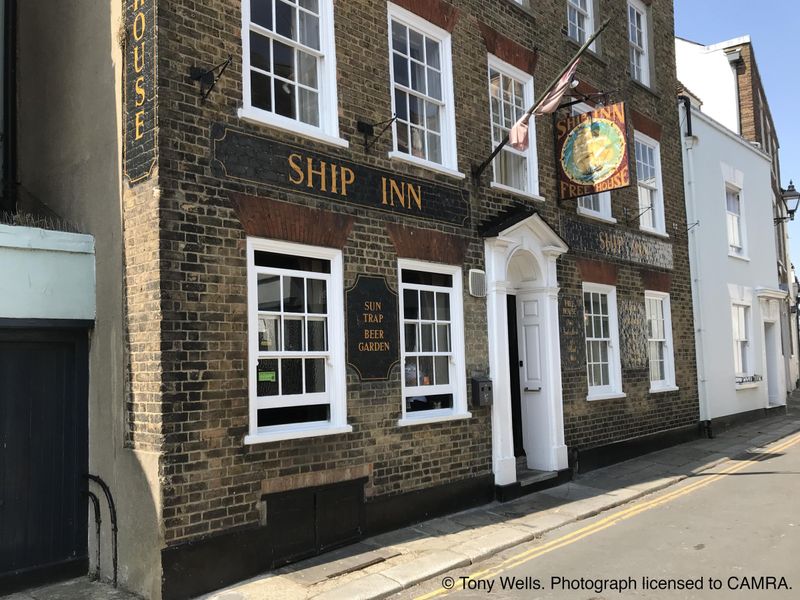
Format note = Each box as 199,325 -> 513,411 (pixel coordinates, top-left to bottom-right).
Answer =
346,275 -> 400,381
556,102 -> 631,201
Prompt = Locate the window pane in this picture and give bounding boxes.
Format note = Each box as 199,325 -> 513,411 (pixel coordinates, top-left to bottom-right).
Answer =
251,71 -> 272,111
425,101 -> 440,132
297,51 -> 318,88
305,358 -> 326,393
405,323 -> 418,352
427,132 -> 442,164
257,274 -> 281,311
421,323 -> 434,352
259,316 -> 280,351
258,404 -> 329,426
275,0 -> 295,40
411,125 -> 424,157
251,0 -> 273,30
298,88 -> 319,126
273,40 -> 295,81
434,356 -> 450,385
391,21 -> 407,53
409,95 -> 423,125
418,356 -> 433,385
411,60 -> 426,94
283,276 -> 305,312
250,32 -> 271,72
395,89 -> 408,121
404,357 -> 418,386
255,251 -> 330,273
436,324 -> 450,352
299,11 -> 320,50
427,68 -> 442,100
257,359 -> 279,396
281,358 -> 303,395
307,318 -> 327,351
284,318 -> 304,351
401,270 -> 453,287
299,0 -> 318,12
404,289 -> 419,319
393,53 -> 409,87
425,38 -> 440,69
306,278 -> 326,313
406,393 -> 453,413
420,291 -> 435,319
275,81 -> 296,119
435,292 -> 450,320
396,122 -> 409,153
409,29 -> 424,61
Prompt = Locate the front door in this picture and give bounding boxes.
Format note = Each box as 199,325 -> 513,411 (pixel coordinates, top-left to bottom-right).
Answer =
516,294 -> 547,470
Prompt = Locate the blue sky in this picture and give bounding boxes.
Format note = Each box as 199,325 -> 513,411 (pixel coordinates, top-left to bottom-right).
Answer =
674,0 -> 800,270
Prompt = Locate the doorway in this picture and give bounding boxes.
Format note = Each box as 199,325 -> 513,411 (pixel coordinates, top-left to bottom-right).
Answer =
484,212 -> 569,486
764,322 -> 779,406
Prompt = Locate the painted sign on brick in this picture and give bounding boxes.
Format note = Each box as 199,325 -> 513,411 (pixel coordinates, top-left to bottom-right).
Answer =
563,218 -> 673,270
212,125 -> 470,227
346,275 -> 400,381
124,0 -> 156,184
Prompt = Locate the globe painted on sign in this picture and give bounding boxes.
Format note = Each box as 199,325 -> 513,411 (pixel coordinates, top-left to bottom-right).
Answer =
560,118 -> 626,185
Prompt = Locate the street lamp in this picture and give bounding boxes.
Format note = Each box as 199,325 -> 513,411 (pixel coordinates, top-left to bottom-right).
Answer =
776,181 -> 800,224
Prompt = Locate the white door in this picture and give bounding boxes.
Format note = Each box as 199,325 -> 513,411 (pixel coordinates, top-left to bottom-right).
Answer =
516,294 -> 548,469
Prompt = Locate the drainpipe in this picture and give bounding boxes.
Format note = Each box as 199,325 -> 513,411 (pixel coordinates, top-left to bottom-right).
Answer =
679,96 -> 711,434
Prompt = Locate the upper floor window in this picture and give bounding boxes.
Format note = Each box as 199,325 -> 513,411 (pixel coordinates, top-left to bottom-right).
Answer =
488,55 -> 539,197
398,260 -> 469,424
241,0 -> 344,145
627,0 -> 650,86
388,3 -> 458,174
573,104 -> 613,221
567,0 -> 595,46
635,131 -> 665,235
245,238 -> 350,443
726,186 -> 745,257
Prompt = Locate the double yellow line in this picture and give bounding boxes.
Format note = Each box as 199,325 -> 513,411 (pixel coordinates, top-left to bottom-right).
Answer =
415,430 -> 800,599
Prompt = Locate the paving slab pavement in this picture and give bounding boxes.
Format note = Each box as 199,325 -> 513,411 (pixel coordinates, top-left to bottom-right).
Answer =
7,398 -> 800,600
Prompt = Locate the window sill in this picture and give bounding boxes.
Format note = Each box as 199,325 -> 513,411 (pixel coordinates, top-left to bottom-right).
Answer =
397,411 -> 472,427
387,151 -> 465,180
577,206 -> 617,224
649,384 -> 679,394
639,226 -> 669,239
729,252 -> 751,262
244,424 -> 353,444
238,106 -> 350,149
586,391 -> 627,402
736,382 -> 760,391
490,181 -> 545,203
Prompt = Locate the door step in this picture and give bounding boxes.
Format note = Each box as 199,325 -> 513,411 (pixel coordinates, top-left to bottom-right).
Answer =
517,468 -> 558,487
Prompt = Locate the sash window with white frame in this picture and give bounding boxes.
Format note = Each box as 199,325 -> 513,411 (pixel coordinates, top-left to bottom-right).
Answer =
627,0 -> 650,86
572,103 -> 613,221
488,55 -> 538,196
726,187 -> 744,256
398,260 -> 469,423
645,291 -> 676,391
246,238 -> 349,443
567,0 -> 594,46
388,3 -> 457,171
241,0 -> 342,143
583,283 -> 623,399
732,304 -> 751,376
635,131 -> 664,234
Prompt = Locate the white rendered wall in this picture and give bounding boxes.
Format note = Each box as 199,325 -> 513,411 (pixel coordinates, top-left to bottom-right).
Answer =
0,224 -> 96,320
682,107 -> 785,420
676,38 -> 742,135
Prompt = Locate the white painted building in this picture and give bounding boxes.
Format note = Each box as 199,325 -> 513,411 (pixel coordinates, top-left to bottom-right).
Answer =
680,100 -> 788,423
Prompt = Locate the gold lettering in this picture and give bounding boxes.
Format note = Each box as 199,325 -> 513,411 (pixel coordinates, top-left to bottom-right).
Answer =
135,110 -> 145,140
407,183 -> 422,210
135,76 -> 145,106
133,12 -> 146,41
306,158 -> 327,192
364,301 -> 382,311
340,167 -> 355,197
390,178 -> 405,208
288,153 -> 305,185
134,42 -> 145,73
381,177 -> 389,205
133,0 -> 145,10
330,164 -> 339,195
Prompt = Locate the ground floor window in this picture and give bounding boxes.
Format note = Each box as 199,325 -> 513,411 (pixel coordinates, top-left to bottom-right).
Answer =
583,282 -> 623,399
398,259 -> 469,423
732,303 -> 751,377
645,291 -> 676,392
246,238 -> 349,442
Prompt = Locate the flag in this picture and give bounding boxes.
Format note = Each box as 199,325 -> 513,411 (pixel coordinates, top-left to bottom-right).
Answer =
509,57 -> 581,151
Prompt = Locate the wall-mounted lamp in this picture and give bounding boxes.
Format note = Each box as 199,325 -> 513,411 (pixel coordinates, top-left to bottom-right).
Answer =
776,180 -> 800,224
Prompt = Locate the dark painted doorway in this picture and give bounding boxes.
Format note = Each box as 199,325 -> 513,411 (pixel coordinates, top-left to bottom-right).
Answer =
506,295 -> 525,458
0,327 -> 89,590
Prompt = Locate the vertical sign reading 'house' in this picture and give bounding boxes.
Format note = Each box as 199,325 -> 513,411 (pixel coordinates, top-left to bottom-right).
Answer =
124,0 -> 156,184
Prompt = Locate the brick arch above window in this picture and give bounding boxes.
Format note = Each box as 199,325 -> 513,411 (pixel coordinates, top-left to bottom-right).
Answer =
477,22 -> 538,75
230,193 -> 354,249
390,0 -> 460,33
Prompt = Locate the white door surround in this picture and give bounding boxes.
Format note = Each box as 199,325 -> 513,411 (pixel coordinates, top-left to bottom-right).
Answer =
484,213 -> 569,486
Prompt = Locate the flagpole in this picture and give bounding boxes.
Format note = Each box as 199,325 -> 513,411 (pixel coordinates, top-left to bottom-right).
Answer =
472,17 -> 612,182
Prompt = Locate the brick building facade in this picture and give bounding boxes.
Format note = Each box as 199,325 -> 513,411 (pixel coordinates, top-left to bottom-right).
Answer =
3,0 -> 700,598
